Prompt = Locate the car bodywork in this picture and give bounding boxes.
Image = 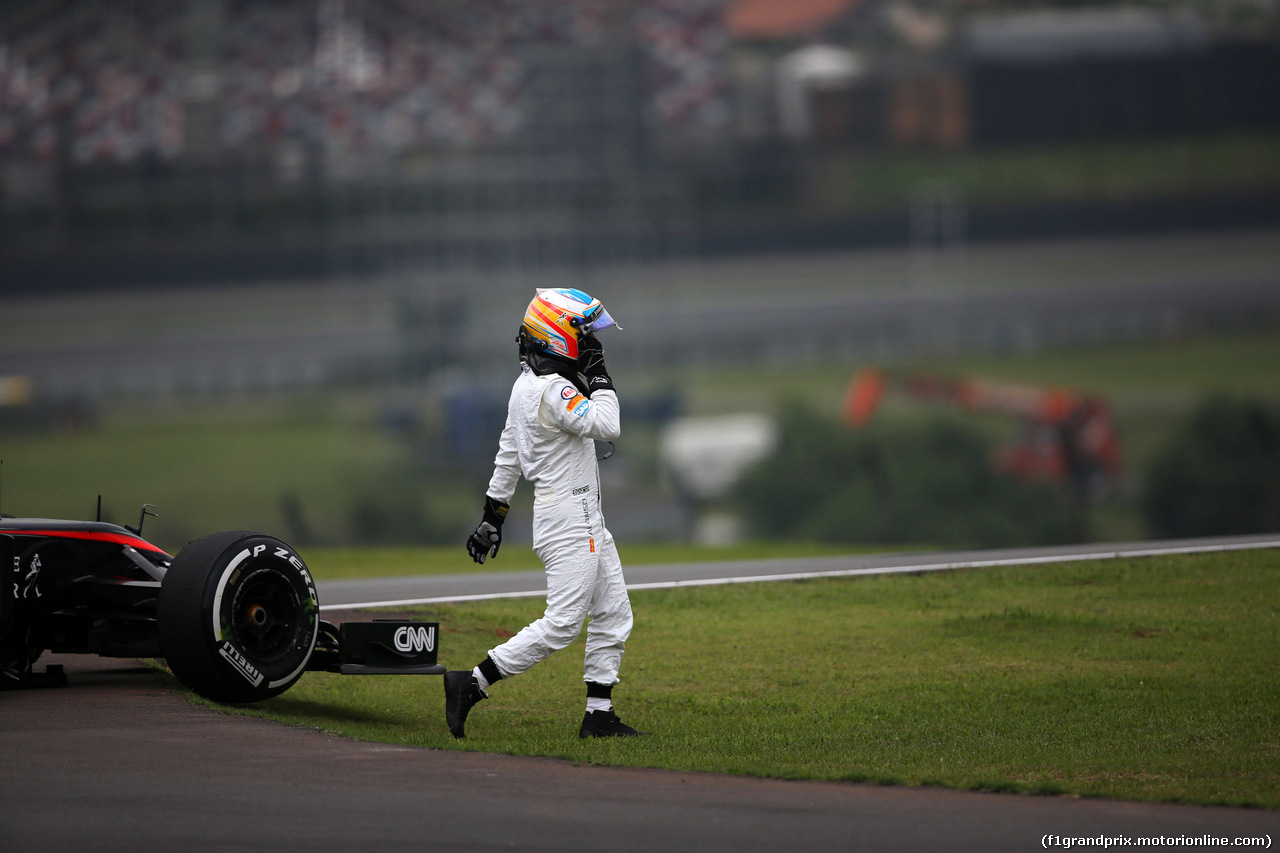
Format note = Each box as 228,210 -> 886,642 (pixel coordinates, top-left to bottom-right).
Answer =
1,514 -> 443,700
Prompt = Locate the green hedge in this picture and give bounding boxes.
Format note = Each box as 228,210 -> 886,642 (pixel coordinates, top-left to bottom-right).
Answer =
737,406 -> 1079,548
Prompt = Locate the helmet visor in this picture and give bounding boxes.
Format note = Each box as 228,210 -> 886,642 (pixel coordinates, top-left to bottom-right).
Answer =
583,305 -> 620,333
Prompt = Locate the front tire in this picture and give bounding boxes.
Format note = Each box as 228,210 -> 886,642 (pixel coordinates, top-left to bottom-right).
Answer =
159,531 -> 319,703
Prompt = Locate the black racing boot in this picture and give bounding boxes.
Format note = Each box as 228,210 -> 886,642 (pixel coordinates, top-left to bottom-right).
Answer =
443,670 -> 486,739
579,709 -> 643,738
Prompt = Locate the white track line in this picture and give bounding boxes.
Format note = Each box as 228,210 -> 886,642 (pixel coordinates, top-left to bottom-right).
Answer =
321,538 -> 1280,612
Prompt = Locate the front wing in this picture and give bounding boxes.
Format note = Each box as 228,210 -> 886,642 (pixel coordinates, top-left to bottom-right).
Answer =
308,620 -> 447,676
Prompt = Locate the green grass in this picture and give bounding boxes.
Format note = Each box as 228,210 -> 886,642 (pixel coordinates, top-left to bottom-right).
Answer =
181,548 -> 1280,808
0,396 -> 429,554
814,131 -> 1280,213
675,331 -> 1280,422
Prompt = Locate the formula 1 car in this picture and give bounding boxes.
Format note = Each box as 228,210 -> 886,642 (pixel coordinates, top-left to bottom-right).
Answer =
1,507 -> 444,703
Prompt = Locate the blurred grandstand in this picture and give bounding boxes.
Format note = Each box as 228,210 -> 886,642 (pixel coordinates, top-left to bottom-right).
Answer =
0,0 -> 730,284
3,0 -> 1278,286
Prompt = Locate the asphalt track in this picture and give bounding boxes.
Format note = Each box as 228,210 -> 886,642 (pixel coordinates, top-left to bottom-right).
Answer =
4,537 -> 1280,852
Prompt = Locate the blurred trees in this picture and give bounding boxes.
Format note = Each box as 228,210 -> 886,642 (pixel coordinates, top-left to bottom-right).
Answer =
1144,398 -> 1280,538
736,406 -> 1079,548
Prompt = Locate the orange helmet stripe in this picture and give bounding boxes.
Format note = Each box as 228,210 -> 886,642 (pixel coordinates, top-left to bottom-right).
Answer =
528,300 -> 566,330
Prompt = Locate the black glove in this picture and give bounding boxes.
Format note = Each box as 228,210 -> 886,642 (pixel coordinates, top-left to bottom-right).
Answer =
466,496 -> 509,564
578,335 -> 615,394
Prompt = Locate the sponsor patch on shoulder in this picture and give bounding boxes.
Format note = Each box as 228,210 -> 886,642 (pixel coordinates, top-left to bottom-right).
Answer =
571,399 -> 591,417
561,385 -> 577,400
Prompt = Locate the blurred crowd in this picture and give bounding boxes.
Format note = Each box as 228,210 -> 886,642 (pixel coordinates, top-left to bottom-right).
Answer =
0,0 -> 730,168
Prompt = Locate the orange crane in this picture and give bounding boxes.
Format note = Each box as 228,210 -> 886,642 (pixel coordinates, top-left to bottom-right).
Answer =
843,368 -> 1123,500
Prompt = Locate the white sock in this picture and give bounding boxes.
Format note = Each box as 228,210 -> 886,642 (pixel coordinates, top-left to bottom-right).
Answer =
472,666 -> 490,696
586,697 -> 612,714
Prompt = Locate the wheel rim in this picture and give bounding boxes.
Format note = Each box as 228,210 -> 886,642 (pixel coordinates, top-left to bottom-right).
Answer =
224,566 -> 304,665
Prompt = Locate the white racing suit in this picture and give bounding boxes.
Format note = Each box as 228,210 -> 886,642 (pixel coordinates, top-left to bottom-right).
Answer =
484,362 -> 632,687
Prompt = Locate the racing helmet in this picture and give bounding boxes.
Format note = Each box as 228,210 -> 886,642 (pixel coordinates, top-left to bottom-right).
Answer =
520,288 -> 619,362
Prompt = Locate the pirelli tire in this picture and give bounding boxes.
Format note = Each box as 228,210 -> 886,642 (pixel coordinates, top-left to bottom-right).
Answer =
159,531 -> 319,704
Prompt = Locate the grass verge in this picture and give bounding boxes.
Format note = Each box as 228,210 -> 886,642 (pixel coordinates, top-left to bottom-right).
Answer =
182,547 -> 1280,808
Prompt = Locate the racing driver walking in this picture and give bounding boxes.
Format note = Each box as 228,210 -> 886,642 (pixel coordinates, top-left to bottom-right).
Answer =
446,288 -> 641,739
